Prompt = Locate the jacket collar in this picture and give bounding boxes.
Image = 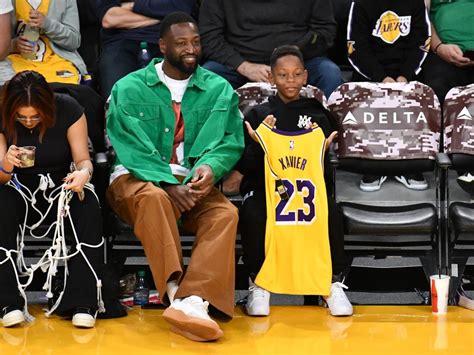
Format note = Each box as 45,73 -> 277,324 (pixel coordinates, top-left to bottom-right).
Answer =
145,58 -> 206,91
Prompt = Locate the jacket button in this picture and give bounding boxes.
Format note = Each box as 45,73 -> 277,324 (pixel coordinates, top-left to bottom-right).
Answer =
165,127 -> 170,133
162,156 -> 166,161
139,112 -> 144,117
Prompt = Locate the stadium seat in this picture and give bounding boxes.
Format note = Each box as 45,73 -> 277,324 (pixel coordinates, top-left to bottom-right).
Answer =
443,84 -> 474,302
327,81 -> 445,290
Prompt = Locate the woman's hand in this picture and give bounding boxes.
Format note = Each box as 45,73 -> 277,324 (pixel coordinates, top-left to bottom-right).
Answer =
28,9 -> 46,29
13,37 -> 35,53
63,169 -> 89,193
4,145 -> 22,169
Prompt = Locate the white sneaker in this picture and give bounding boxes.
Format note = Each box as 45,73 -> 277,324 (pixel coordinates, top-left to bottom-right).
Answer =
1,306 -> 25,328
245,278 -> 270,316
72,308 -> 96,328
162,296 -> 223,342
324,282 -> 353,317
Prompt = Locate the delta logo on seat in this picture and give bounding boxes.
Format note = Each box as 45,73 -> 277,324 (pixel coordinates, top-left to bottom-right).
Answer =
342,111 -> 428,125
372,11 -> 411,44
457,106 -> 472,121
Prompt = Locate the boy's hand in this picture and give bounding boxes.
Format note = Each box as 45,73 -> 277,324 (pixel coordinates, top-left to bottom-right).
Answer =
245,115 -> 277,142
325,131 -> 338,151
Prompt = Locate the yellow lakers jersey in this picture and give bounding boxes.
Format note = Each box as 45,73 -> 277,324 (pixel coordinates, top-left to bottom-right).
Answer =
254,121 -> 332,295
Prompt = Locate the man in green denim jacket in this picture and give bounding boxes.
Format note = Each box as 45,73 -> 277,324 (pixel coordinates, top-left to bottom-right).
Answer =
106,13 -> 244,342
107,56 -> 243,187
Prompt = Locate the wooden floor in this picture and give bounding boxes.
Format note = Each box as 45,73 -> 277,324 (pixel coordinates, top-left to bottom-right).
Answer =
1,305 -> 473,354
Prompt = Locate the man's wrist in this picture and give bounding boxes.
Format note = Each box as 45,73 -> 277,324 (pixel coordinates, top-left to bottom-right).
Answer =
433,42 -> 444,54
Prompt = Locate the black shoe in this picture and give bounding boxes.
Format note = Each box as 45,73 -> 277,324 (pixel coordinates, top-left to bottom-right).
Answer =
360,175 -> 387,192
457,173 -> 474,195
395,174 -> 428,190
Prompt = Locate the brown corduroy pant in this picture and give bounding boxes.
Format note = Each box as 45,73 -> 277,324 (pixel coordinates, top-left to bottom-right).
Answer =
106,174 -> 237,318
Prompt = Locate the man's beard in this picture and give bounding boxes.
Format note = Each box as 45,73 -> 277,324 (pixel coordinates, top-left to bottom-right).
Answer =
166,53 -> 201,75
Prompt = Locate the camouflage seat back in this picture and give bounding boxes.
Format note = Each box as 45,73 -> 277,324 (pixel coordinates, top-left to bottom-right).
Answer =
444,84 -> 474,156
328,82 -> 441,161
235,82 -> 326,116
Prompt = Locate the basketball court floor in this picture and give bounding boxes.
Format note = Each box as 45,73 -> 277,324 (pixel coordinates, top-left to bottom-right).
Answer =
1,304 -> 473,354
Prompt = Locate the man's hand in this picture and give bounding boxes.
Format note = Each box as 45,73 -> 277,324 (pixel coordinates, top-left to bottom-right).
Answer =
437,44 -> 471,67
237,61 -> 271,83
187,165 -> 214,199
396,76 -> 408,83
164,184 -> 198,212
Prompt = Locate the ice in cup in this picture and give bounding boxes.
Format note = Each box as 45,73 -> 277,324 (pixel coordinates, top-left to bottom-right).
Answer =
19,146 -> 36,167
22,25 -> 40,60
430,275 -> 450,315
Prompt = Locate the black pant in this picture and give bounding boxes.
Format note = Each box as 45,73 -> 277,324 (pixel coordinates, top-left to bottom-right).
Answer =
422,53 -> 474,105
239,190 -> 348,280
0,180 -> 103,314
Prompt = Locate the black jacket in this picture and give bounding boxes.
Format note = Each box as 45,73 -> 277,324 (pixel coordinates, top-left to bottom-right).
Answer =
199,0 -> 337,70
237,95 -> 338,195
347,0 -> 430,81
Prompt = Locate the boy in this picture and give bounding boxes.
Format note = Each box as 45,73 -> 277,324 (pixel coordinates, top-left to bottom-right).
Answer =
347,0 -> 431,191
237,45 -> 353,317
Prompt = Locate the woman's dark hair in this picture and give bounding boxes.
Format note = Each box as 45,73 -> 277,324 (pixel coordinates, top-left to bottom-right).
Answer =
1,70 -> 55,144
270,45 -> 305,69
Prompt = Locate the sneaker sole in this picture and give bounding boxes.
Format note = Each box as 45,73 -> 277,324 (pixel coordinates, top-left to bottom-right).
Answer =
323,301 -> 353,317
395,176 -> 428,190
162,308 -> 223,342
2,310 -> 25,328
72,314 -> 96,328
359,184 -> 382,192
244,305 -> 270,317
359,176 -> 387,192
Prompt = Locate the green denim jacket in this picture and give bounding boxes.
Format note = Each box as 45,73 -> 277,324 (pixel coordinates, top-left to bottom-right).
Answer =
107,58 -> 244,186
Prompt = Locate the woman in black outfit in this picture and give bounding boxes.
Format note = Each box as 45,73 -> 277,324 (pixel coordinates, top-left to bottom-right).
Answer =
0,71 -> 103,328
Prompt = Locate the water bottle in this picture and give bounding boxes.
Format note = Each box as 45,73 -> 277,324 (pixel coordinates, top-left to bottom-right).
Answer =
138,42 -> 152,68
133,270 -> 149,305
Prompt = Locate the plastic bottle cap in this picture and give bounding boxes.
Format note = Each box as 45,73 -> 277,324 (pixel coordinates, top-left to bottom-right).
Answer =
140,42 -> 148,50
137,270 -> 145,277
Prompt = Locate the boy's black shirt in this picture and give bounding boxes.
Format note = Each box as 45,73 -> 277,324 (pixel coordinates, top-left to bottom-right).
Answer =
238,95 -> 337,196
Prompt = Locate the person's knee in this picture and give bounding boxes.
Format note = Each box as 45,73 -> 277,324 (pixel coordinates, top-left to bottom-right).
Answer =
139,188 -> 170,210
221,202 -> 239,227
318,59 -> 342,77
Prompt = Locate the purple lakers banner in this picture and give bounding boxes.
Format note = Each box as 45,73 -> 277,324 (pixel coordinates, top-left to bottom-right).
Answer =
236,82 -> 326,116
444,84 -> 474,155
328,82 -> 441,160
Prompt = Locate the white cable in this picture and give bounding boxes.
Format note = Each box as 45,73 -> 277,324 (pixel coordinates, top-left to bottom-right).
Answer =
3,175 -> 104,323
